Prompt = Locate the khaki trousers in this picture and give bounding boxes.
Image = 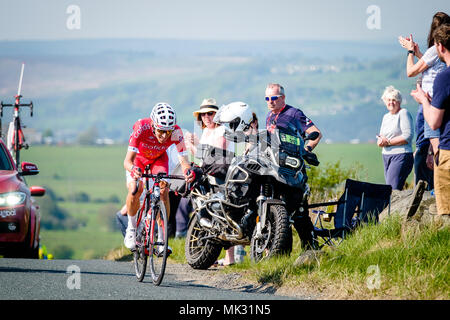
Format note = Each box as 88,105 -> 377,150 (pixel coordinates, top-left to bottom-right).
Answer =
434,149 -> 450,215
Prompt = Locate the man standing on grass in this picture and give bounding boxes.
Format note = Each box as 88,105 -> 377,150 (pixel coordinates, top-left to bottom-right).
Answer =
264,83 -> 322,249
411,24 -> 450,217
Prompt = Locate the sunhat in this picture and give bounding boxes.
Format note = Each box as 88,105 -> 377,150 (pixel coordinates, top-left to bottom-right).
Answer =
193,98 -> 219,118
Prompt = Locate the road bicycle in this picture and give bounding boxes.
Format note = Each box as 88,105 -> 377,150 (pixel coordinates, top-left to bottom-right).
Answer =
0,63 -> 33,167
132,166 -> 185,285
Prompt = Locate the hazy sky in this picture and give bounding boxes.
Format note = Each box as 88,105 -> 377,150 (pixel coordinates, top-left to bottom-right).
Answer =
0,0 -> 449,41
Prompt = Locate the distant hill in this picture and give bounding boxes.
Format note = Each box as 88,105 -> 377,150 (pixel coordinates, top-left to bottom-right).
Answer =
0,38 -> 418,144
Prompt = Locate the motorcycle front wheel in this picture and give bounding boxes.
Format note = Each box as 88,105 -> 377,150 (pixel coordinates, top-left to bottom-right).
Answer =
185,215 -> 222,269
250,204 -> 292,262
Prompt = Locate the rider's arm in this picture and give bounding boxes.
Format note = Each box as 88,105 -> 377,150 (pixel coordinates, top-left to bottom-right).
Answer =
178,154 -> 195,183
124,149 -> 136,172
124,149 -> 141,179
305,125 -> 322,151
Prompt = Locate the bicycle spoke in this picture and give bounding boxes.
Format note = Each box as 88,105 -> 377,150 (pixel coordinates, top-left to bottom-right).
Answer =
134,203 -> 149,282
149,202 -> 168,286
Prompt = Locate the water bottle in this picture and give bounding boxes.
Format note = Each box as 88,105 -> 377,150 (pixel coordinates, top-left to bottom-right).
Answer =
234,245 -> 246,263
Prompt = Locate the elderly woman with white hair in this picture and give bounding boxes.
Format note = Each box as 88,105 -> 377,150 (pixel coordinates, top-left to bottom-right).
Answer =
377,86 -> 414,190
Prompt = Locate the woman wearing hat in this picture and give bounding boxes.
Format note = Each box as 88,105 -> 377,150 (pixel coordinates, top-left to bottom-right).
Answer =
182,98 -> 242,266
186,98 -> 231,156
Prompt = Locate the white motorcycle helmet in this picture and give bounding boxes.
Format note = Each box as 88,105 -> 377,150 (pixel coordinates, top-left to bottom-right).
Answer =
150,102 -> 177,131
214,101 -> 253,133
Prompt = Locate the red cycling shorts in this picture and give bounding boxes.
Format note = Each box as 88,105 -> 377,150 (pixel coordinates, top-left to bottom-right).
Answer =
132,152 -> 169,178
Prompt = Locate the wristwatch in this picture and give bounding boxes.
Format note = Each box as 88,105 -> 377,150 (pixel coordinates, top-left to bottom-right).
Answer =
407,50 -> 415,56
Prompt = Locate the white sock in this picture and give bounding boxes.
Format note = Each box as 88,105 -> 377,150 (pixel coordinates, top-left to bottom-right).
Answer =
128,215 -> 137,229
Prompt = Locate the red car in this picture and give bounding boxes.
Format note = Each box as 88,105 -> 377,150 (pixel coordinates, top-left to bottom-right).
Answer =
0,138 -> 45,258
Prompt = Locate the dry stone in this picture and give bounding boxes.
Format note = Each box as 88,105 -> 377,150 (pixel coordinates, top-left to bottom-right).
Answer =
379,188 -> 449,228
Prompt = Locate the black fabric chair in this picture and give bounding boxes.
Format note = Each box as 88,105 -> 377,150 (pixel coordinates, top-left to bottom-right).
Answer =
311,179 -> 392,249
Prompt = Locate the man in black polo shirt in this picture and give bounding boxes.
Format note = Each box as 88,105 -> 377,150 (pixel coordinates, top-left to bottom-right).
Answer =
411,24 -> 450,216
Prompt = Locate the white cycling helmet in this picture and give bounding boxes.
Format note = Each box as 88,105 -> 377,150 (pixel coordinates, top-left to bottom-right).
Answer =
214,101 -> 253,132
150,102 -> 177,131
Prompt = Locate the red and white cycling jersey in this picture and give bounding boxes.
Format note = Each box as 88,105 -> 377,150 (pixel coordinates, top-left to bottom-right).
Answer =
128,118 -> 187,168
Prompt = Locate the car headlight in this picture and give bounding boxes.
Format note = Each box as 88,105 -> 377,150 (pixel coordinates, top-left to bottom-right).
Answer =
0,192 -> 27,207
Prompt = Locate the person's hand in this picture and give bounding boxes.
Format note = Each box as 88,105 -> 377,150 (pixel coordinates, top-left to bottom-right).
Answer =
398,34 -> 415,52
426,153 -> 434,169
413,41 -> 420,56
185,132 -> 198,146
184,168 -> 196,184
411,83 -> 431,104
377,135 -> 389,147
131,166 -> 142,179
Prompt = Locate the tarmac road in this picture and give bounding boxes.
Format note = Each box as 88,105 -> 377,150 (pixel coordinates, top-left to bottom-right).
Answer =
0,258 -> 298,300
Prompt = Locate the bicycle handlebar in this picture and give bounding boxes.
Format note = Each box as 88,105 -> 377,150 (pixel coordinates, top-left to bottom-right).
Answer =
131,172 -> 186,196
0,101 -> 34,117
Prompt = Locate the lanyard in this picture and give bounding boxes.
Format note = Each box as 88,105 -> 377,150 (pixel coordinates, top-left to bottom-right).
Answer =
266,105 -> 286,133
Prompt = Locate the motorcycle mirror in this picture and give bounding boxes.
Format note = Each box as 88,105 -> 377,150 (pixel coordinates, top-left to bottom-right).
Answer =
305,131 -> 319,141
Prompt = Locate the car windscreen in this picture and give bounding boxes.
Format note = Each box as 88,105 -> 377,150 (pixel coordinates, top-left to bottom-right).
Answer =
0,144 -> 14,170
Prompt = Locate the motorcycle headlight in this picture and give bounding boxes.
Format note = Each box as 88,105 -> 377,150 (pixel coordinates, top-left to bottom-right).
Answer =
0,192 -> 27,207
285,156 -> 300,169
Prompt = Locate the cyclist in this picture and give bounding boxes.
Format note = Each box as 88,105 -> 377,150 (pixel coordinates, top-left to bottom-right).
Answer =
123,102 -> 195,252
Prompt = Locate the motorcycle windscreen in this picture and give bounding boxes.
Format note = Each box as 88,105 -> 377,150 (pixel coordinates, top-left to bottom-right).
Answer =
277,130 -> 305,157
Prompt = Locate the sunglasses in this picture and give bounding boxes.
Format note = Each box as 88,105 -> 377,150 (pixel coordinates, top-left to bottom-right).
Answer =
201,111 -> 216,116
265,95 -> 283,102
154,127 -> 173,135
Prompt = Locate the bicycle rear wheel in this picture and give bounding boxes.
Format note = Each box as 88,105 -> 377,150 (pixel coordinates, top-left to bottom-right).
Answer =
149,200 -> 168,286
134,204 -> 148,282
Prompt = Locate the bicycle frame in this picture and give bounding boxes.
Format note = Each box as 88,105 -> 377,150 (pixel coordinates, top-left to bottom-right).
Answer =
138,175 -> 162,256
137,171 -> 185,252
0,63 -> 33,167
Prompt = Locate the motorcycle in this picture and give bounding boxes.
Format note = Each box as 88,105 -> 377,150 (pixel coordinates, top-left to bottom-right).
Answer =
183,125 -> 320,269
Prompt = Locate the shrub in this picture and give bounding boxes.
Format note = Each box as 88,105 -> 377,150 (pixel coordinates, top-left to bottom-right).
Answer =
307,160 -> 363,202
97,204 -> 120,232
39,186 -> 80,230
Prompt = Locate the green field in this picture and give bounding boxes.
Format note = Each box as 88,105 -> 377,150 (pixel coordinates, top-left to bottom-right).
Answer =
19,143 -> 412,259
23,145 -> 127,200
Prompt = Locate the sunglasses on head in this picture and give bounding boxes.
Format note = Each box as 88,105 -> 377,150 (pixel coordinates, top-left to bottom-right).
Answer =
201,111 -> 215,116
265,95 -> 282,102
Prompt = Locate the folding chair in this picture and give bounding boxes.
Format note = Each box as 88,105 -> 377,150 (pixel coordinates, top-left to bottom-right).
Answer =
310,179 -> 392,249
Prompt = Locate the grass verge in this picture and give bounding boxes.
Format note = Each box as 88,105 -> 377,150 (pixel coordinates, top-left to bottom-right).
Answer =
232,215 -> 449,299
104,215 -> 449,299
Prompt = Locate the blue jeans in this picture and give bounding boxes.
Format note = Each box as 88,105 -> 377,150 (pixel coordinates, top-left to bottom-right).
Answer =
175,197 -> 192,235
383,153 -> 414,190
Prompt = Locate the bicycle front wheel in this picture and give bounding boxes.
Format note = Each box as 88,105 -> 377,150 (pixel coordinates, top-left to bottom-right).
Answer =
149,200 -> 168,286
134,205 -> 148,282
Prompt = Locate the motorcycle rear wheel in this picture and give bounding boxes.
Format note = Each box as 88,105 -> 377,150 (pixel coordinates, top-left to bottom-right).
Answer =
250,204 -> 292,262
